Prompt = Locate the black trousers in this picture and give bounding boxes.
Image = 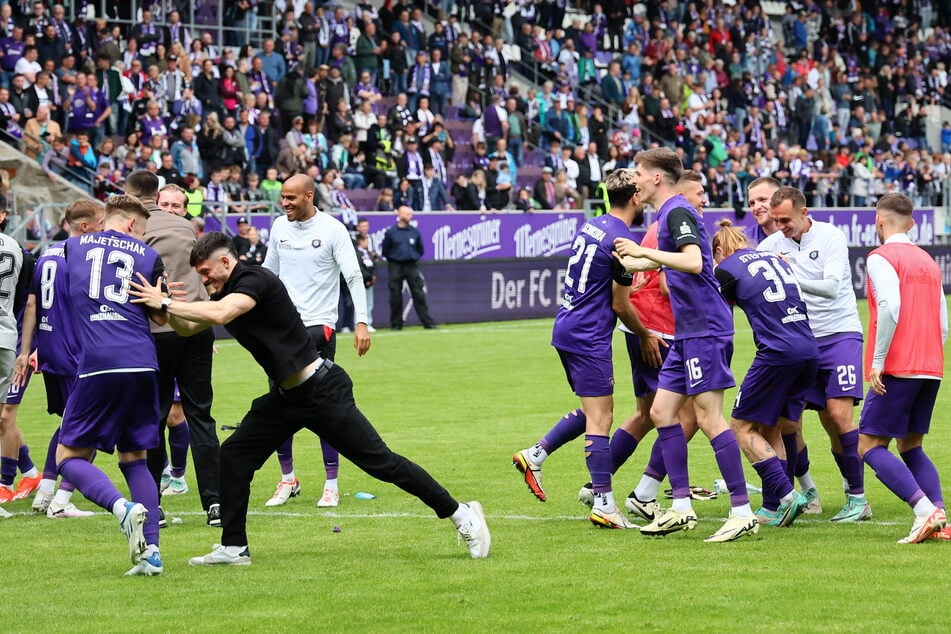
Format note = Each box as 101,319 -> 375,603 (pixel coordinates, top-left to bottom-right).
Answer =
146,329 -> 220,510
219,362 -> 459,546
387,260 -> 435,328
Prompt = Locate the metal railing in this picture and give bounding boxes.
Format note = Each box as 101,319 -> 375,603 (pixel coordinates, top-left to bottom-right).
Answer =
7,203 -> 71,253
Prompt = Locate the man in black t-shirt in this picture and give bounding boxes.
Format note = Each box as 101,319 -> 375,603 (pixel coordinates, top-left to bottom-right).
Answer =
129,232 -> 490,565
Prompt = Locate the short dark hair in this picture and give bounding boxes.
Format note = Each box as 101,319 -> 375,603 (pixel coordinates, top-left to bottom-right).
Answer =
876,192 -> 914,217
123,170 -> 159,199
190,231 -> 237,266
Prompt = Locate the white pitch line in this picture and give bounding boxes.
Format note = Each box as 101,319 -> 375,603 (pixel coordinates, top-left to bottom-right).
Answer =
2,509 -> 907,526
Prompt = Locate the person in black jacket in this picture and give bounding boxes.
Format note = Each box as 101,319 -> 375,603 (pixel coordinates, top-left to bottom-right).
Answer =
380,206 -> 436,330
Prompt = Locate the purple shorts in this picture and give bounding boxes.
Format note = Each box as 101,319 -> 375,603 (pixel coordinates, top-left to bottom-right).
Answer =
60,371 -> 160,454
803,333 -> 864,409
658,335 -> 735,397
43,372 -> 77,417
5,366 -> 31,405
557,348 -> 614,397
859,376 -> 940,438
624,332 -> 672,398
732,356 -> 818,427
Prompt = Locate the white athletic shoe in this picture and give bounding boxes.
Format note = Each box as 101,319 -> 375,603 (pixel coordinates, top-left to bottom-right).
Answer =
316,488 -> 340,507
625,494 -> 664,522
160,470 -> 171,493
456,501 -> 491,559
117,502 -> 148,564
640,508 -> 698,536
32,490 -> 53,514
704,513 -> 760,543
189,544 -> 252,566
163,476 -> 188,496
589,506 -> 639,529
366,325 -> 377,333
47,501 -> 95,518
264,479 -> 301,507
898,508 -> 947,544
577,483 -> 594,508
126,547 -> 163,576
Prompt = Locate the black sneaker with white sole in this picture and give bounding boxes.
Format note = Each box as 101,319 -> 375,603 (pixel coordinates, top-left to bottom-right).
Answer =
157,505 -> 168,529
207,503 -> 221,527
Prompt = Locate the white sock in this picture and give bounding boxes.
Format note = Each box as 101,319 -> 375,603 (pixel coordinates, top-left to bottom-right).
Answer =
527,444 -> 548,465
634,475 -> 662,501
162,465 -> 171,476
0,483 -> 13,491
842,477 -> 849,493
913,496 -> 937,518
111,497 -> 130,519
732,503 -> 753,518
797,471 -> 816,491
779,492 -> 794,506
671,497 -> 692,512
324,478 -> 338,492
23,467 -> 38,478
224,545 -> 246,556
38,478 -> 56,496
593,490 -> 615,512
449,503 -> 470,527
53,488 -> 73,506
144,544 -> 159,557
282,470 -> 296,483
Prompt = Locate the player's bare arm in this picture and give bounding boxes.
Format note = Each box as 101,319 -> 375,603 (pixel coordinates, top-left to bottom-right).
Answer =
12,294 -> 37,386
129,273 -> 256,334
614,237 -> 702,274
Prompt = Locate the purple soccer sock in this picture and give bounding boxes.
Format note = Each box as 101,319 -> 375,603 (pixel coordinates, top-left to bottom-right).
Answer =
752,456 -> 794,510
781,433 -> 798,484
838,430 -> 865,495
320,439 -> 339,480
864,446 -> 925,507
539,409 -> 586,454
657,425 -> 689,500
900,447 -> 944,509
644,439 -> 667,481
0,456 -> 16,486
57,457 -> 123,510
277,436 -> 295,476
609,428 -> 638,473
120,459 -> 160,547
585,434 -> 612,493
18,444 -> 35,474
796,444 -> 811,478
43,428 -> 60,480
711,430 -> 750,507
168,423 -> 190,478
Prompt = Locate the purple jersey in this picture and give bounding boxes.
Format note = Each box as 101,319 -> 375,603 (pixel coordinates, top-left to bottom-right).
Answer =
655,194 -> 733,340
33,241 -> 80,376
715,248 -> 818,363
64,230 -> 164,375
551,214 -> 634,356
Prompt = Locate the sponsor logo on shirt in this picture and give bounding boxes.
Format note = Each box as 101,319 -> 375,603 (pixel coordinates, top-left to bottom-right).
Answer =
679,221 -> 694,237
581,223 -> 606,241
809,250 -> 819,260
90,305 -> 128,322
311,239 -> 322,248
781,306 -> 807,324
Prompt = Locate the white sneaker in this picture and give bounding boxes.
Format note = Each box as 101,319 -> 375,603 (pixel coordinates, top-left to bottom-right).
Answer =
264,479 -> 301,507
117,502 -> 148,564
163,476 -> 189,496
640,508 -> 698,536
625,494 -> 664,522
704,513 -> 760,543
456,501 -> 491,559
126,547 -> 163,576
47,500 -> 95,518
189,544 -> 252,566
32,490 -> 53,514
366,325 -> 377,333
898,508 -> 947,544
160,470 -> 171,493
316,488 -> 340,507
589,506 -> 640,529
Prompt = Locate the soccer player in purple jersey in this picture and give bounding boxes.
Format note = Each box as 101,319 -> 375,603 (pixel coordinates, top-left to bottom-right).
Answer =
615,148 -> 757,542
711,220 -> 819,528
761,187 -> 871,523
54,195 -> 169,576
857,193 -> 948,543
513,169 -> 660,529
16,199 -> 104,518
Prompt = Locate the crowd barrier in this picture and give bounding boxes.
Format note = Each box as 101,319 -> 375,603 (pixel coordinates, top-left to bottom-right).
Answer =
205,208 -> 938,262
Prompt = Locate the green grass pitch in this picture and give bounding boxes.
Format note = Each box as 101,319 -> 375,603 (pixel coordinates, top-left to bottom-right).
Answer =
2,301 -> 949,632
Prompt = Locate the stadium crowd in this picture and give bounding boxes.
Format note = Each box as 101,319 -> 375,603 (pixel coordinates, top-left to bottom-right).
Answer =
0,0 -> 949,221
